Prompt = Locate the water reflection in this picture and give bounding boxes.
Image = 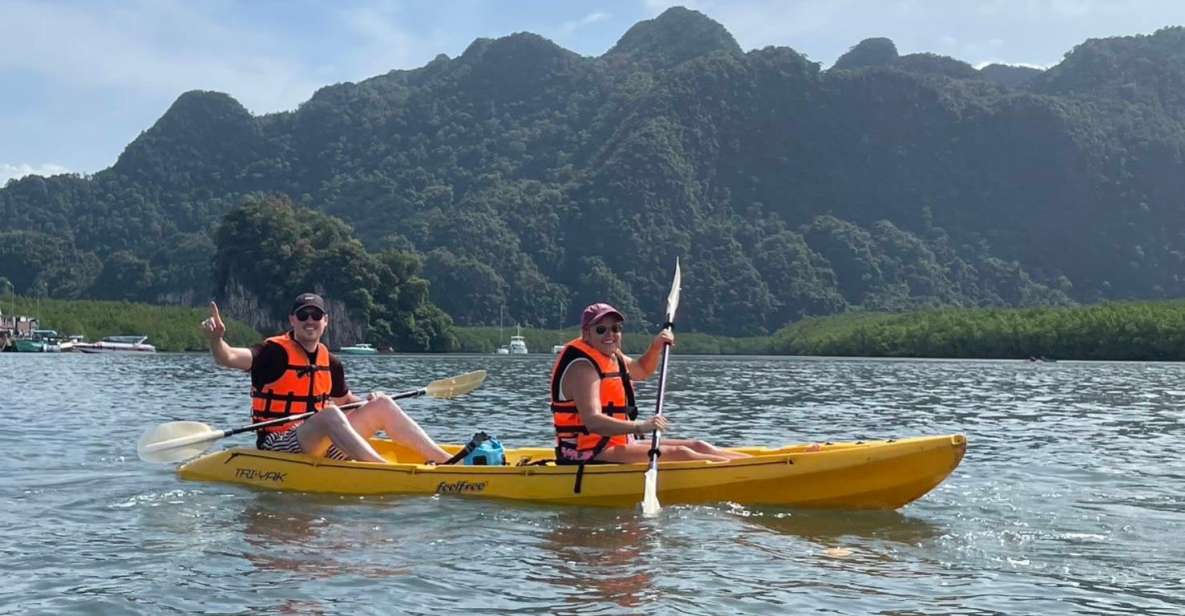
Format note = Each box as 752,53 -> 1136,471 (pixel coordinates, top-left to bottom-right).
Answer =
735,507 -> 942,547
238,494 -> 408,581
538,508 -> 656,610
8,353 -> 1185,614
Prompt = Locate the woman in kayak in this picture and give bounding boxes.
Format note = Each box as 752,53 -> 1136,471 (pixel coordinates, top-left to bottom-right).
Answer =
550,302 -> 750,464
201,293 -> 451,463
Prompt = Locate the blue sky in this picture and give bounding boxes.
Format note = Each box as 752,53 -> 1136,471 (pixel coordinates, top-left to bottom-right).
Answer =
3,0 -> 1184,185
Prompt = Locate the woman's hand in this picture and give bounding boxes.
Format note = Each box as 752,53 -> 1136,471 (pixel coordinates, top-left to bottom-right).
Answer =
637,415 -> 669,433
652,328 -> 675,350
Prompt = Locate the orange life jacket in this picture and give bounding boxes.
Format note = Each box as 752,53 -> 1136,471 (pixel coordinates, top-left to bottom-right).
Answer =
550,338 -> 638,462
250,333 -> 332,437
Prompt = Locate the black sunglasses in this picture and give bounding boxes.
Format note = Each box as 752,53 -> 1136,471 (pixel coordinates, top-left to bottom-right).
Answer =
294,307 -> 325,322
594,323 -> 623,335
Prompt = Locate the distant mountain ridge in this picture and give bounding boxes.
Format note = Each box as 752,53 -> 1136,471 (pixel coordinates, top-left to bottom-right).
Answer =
3,8 -> 1185,336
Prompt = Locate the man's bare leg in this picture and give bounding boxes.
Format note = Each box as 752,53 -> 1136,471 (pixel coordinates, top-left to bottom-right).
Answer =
345,395 -> 450,463
296,405 -> 386,462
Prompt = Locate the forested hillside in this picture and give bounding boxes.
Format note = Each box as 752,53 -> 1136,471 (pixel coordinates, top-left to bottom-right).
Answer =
4,7 -> 1185,337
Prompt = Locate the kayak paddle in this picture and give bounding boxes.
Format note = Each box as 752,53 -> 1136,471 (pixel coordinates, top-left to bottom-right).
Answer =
137,369 -> 487,464
641,258 -> 681,517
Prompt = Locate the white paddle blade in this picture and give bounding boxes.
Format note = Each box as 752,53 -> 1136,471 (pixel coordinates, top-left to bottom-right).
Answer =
424,370 -> 487,399
641,467 -> 662,517
137,421 -> 222,464
665,258 -> 681,323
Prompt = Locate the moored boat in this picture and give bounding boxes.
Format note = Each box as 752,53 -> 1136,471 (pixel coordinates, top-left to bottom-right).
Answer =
506,325 -> 528,354
77,335 -> 156,353
338,343 -> 378,355
178,434 -> 966,509
508,334 -> 529,354
13,338 -> 48,352
58,335 -> 86,352
13,329 -> 61,352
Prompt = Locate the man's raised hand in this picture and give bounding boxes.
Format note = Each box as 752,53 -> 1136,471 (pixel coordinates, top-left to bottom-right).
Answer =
201,301 -> 227,341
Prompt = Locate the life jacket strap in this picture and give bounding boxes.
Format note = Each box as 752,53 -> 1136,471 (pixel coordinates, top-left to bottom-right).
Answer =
570,435 -> 613,494
293,363 -> 330,378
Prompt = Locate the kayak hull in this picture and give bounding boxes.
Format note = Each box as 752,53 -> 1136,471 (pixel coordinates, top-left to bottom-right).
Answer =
177,434 -> 966,509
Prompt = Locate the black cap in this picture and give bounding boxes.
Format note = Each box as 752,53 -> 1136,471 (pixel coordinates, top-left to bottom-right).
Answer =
290,293 -> 326,314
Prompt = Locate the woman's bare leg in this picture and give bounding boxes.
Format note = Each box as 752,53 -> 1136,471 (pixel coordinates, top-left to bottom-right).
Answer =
597,443 -> 732,464
663,438 -> 750,459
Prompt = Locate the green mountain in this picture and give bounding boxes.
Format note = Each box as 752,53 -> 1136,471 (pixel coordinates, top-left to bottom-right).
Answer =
4,8 -> 1185,336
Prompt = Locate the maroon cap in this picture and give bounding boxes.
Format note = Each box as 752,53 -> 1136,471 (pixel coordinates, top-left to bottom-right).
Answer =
580,303 -> 624,330
290,292 -> 326,314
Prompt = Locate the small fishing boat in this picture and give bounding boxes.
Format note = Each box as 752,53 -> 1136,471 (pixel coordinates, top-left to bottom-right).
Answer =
177,434 -> 966,509
493,309 -> 528,354
13,330 -> 61,352
77,335 -> 156,353
337,343 -> 378,355
13,338 -> 48,352
507,325 -> 528,354
508,334 -> 529,354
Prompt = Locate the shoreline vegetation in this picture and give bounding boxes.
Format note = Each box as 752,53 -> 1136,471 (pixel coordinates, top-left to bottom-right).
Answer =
2,296 -> 259,352
7,295 -> 1185,360
453,326 -> 770,356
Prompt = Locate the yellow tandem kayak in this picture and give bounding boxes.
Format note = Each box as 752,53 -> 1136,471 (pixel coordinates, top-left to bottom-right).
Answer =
178,434 -> 966,509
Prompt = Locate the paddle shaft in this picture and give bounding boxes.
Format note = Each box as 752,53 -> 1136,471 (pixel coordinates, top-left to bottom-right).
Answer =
641,258 -> 680,516
142,388 -> 426,454
646,341 -> 672,470
223,398 -> 365,437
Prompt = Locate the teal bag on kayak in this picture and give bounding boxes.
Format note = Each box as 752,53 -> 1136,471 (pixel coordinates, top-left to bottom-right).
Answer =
444,431 -> 506,466
464,434 -> 505,466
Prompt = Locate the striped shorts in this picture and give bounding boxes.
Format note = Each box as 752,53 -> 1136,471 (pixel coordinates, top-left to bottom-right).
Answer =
260,429 -> 351,461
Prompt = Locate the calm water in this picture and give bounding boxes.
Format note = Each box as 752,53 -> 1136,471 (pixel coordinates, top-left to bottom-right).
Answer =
2,352 -> 1183,615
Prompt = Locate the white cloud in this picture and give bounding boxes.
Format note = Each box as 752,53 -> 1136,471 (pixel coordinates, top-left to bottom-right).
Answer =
1050,0 -> 1095,18
0,0 -> 327,114
333,4 -> 429,79
1,163 -> 72,186
973,60 -> 1050,70
557,12 -> 612,36
636,0 -> 1185,67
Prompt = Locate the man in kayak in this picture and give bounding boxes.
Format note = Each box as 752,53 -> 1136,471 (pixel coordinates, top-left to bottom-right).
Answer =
200,293 -> 451,463
550,302 -> 750,464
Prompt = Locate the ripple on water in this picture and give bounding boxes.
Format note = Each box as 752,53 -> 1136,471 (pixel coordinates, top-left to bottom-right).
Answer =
2,354 -> 1185,613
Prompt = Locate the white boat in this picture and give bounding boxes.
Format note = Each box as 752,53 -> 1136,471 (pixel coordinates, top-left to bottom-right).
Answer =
77,335 -> 156,353
508,325 -> 528,354
551,344 -> 564,354
494,306 -> 513,355
58,335 -> 86,352
338,343 -> 378,355
508,336 -> 528,354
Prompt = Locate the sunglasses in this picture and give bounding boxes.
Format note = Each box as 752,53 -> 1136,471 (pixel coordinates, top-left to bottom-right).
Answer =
294,307 -> 325,322
594,323 -> 623,335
